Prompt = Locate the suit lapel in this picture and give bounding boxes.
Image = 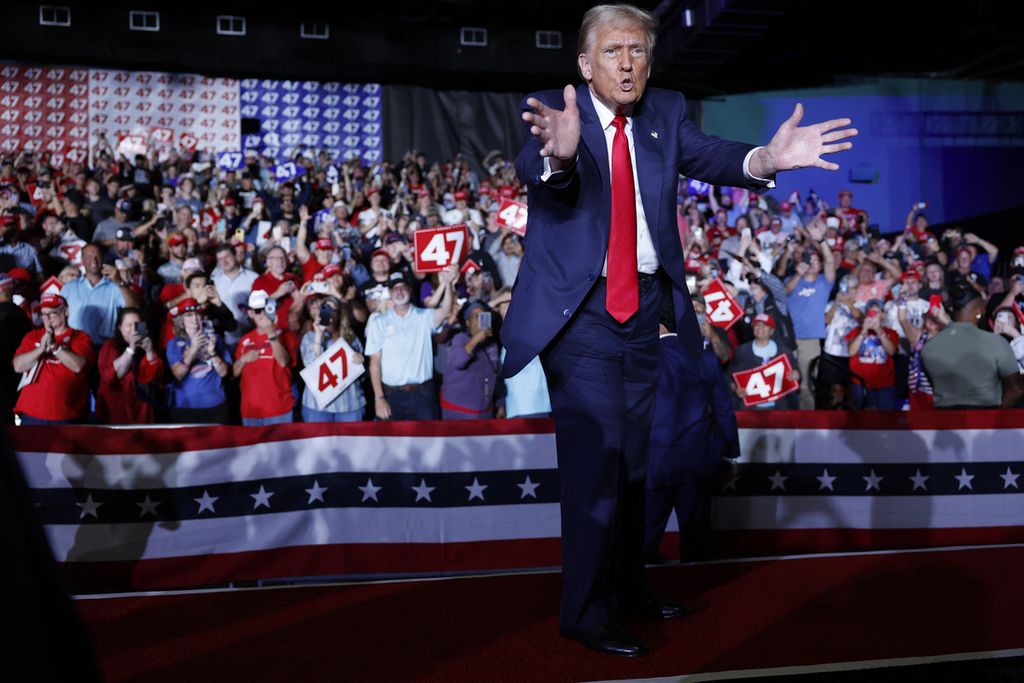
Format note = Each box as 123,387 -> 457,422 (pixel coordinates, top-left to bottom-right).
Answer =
631,101 -> 664,257
576,84 -> 611,196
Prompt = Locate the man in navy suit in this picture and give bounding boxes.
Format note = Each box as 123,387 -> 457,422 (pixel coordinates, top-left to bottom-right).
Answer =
645,314 -> 740,564
500,3 -> 856,656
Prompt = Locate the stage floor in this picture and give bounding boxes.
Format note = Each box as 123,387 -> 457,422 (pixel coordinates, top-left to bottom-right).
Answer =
76,544 -> 1024,682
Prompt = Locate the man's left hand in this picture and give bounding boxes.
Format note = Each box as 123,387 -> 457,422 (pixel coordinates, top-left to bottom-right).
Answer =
755,103 -> 857,175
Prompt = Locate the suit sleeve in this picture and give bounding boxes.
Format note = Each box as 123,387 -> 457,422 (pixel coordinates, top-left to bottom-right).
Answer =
708,356 -> 741,458
515,92 -> 578,192
675,92 -> 772,192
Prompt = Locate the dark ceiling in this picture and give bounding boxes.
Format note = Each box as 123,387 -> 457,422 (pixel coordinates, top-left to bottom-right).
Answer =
2,1 -> 1021,97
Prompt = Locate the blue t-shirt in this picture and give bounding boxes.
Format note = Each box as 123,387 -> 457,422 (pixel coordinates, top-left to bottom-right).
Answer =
786,274 -> 831,339
166,335 -> 231,409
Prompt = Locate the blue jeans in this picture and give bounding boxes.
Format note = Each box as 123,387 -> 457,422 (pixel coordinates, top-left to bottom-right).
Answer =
851,384 -> 897,410
242,410 -> 294,426
301,405 -> 364,423
383,382 -> 437,421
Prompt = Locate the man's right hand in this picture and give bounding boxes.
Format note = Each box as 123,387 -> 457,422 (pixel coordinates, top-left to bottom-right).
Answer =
375,397 -> 391,420
522,84 -> 580,167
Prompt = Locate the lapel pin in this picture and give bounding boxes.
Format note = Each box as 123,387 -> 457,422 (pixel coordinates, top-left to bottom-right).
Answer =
651,130 -> 659,139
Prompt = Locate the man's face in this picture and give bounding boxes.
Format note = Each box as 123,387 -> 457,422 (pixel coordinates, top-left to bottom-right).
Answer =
188,276 -> 208,302
81,245 -> 102,274
578,21 -> 650,115
903,277 -> 921,297
265,249 -> 286,276
858,263 -> 875,285
170,242 -> 187,259
957,249 -> 973,269
216,249 -> 238,273
40,306 -> 68,332
839,194 -> 852,209
389,283 -> 410,306
753,321 -> 773,342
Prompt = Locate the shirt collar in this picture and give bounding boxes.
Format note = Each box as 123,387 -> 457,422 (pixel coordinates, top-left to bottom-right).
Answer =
588,89 -> 632,133
659,332 -> 677,339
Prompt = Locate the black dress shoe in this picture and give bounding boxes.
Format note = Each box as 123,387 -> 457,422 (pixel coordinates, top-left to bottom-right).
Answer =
622,593 -> 690,620
560,623 -> 648,657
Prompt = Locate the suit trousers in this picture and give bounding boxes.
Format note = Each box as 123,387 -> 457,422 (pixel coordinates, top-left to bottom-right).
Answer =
541,275 -> 663,630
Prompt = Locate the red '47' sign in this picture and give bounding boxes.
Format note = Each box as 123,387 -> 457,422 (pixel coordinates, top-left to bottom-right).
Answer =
298,337 -> 365,409
702,278 -> 743,329
495,199 -> 527,236
413,225 -> 469,273
731,354 -> 798,407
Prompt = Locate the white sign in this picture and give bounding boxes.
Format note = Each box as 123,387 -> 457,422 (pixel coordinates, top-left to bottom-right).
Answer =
299,336 -> 365,409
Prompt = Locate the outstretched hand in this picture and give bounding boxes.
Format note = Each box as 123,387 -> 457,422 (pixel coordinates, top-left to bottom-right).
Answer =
522,84 -> 580,163
759,103 -> 858,174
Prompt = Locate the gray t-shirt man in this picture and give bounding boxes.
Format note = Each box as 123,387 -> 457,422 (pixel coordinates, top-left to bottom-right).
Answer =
921,322 -> 1019,407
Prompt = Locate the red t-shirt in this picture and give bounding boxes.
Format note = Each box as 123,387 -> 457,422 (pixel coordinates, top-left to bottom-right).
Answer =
95,340 -> 164,424
14,327 -> 95,420
301,257 -> 325,283
252,271 -> 300,331
236,328 -> 298,418
844,326 -> 899,389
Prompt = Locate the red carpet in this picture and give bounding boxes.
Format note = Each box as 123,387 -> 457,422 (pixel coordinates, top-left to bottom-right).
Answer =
77,545 -> 1024,682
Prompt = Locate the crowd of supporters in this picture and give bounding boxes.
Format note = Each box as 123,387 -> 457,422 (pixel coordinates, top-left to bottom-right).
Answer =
1,140 -> 1021,425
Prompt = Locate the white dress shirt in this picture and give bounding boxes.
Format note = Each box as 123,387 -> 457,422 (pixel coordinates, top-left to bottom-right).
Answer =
541,87 -> 775,275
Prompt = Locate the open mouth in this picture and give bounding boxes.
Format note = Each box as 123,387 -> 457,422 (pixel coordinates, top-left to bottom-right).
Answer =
620,80 -> 634,92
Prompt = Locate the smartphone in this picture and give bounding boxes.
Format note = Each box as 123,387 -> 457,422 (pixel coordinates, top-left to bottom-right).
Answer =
478,312 -> 492,330
318,303 -> 334,327
928,294 -> 943,312
867,309 -> 879,319
134,321 -> 148,338
996,310 -> 1013,326
234,228 -> 246,242
741,227 -> 752,239
201,319 -> 214,336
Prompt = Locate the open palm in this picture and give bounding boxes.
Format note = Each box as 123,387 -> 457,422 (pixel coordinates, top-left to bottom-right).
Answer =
766,103 -> 857,172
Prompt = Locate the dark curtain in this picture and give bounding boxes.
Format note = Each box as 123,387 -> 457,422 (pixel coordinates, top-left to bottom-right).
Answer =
384,85 -> 526,174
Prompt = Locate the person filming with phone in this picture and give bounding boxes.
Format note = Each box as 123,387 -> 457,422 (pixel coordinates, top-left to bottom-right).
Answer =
439,301 -> 502,420
95,307 -> 164,424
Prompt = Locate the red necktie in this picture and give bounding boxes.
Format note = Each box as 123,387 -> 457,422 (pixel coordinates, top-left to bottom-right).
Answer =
606,115 -> 638,323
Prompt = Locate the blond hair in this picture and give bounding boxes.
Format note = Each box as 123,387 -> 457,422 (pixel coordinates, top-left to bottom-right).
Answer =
577,4 -> 659,73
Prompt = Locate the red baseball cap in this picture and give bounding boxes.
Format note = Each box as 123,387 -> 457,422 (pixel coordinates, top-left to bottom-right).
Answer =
315,238 -> 334,251
371,248 -> 389,261
6,267 -> 32,283
454,190 -> 468,201
39,293 -> 66,310
780,201 -> 792,211
752,313 -> 776,328
321,263 -> 341,278
171,297 -> 202,317
901,270 -> 922,282
223,197 -> 236,206
168,233 -> 187,246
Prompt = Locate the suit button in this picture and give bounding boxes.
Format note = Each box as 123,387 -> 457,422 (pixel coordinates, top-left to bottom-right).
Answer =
563,308 -> 571,317
532,174 -> 541,183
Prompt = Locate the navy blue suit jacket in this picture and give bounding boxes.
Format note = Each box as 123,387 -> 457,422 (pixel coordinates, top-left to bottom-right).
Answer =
501,84 -> 770,378
647,338 -> 740,488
